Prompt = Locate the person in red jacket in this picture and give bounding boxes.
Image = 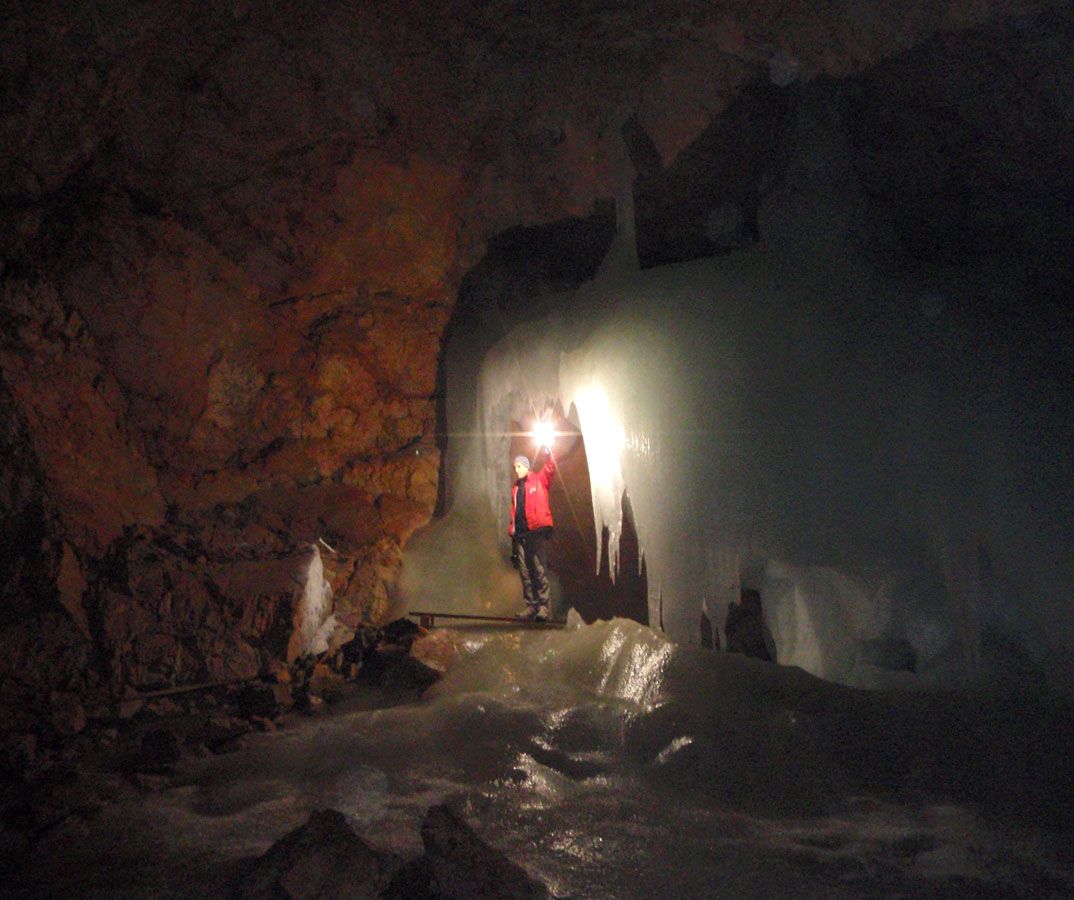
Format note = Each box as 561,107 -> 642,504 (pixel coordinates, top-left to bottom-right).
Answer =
509,445 -> 557,621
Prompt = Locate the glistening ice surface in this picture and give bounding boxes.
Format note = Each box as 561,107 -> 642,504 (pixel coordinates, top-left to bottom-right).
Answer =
21,617 -> 1074,899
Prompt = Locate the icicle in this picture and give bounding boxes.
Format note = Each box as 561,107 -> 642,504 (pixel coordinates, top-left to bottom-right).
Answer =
287,543 -> 332,662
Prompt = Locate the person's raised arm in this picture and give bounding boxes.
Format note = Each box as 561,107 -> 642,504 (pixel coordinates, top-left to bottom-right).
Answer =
538,446 -> 557,485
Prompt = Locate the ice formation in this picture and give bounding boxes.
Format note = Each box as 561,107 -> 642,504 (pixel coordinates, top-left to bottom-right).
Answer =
422,87 -> 1074,693
393,86 -> 1074,695
287,544 -> 334,661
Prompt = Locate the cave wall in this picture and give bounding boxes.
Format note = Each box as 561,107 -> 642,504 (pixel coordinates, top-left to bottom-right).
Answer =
0,0 -> 1065,728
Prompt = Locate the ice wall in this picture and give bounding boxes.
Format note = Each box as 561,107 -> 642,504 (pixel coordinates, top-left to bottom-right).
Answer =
468,247 -> 1073,691
454,87 -> 1074,692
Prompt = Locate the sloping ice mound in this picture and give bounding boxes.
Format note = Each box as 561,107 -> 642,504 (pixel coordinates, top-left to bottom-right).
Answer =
424,615 -> 864,816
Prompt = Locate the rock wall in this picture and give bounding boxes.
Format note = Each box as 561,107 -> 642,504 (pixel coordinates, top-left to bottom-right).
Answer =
0,0 -> 1061,728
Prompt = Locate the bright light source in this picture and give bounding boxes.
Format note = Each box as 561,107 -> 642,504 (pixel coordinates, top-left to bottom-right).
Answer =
531,419 -> 557,449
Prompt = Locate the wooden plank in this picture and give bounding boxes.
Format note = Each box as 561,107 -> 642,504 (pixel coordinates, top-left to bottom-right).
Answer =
408,611 -> 565,628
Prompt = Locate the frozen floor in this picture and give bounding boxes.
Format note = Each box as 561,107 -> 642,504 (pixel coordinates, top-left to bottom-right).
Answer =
14,618 -> 1074,899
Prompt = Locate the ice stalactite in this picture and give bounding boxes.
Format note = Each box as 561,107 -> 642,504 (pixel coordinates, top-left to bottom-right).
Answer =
287,543 -> 335,662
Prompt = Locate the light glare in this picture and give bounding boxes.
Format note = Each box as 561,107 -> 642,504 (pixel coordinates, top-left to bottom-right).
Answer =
532,420 -> 557,448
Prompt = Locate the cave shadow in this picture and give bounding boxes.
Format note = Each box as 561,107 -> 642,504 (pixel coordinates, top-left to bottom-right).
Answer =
586,494 -> 649,626
723,587 -> 776,662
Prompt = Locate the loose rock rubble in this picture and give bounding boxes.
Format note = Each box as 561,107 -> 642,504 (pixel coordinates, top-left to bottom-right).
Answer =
0,618 -> 437,861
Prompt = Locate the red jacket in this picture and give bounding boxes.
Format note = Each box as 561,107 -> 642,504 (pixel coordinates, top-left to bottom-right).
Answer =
509,451 -> 557,536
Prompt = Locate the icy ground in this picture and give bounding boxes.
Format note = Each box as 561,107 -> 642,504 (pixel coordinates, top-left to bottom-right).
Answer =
18,617 -> 1074,899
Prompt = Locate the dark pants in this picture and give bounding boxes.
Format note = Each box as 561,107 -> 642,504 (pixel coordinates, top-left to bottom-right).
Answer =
513,529 -> 551,612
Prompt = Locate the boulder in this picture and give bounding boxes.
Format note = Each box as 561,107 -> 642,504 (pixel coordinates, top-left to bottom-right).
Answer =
234,805 -> 549,900
419,804 -> 548,900
232,808 -> 399,900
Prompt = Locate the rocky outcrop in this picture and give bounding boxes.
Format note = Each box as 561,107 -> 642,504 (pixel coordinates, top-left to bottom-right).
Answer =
234,808 -> 399,900
233,804 -> 547,900
0,616 -> 439,857
0,280 -> 165,555
415,804 -> 548,900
